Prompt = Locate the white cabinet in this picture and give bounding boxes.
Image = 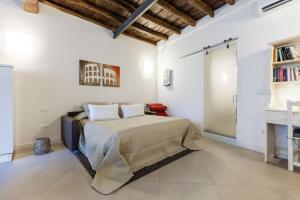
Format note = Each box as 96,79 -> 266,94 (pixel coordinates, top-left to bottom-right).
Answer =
0,65 -> 13,163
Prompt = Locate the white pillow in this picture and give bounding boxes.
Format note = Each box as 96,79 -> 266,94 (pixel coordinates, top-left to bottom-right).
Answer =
121,103 -> 145,118
88,104 -> 120,121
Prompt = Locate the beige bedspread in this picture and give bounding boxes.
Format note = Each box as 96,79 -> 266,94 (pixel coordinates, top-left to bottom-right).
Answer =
81,115 -> 201,194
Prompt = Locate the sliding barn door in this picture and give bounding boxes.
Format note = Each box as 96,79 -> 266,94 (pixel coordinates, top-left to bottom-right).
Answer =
203,43 -> 237,138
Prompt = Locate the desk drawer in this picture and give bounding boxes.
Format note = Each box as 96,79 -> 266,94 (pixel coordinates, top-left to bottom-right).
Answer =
265,111 -> 287,124
265,110 -> 300,126
294,114 -> 300,126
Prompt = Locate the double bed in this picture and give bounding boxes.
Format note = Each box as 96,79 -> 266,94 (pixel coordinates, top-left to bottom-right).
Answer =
61,112 -> 200,194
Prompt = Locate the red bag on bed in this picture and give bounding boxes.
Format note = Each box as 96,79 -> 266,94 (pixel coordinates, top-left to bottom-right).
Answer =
148,105 -> 167,111
147,103 -> 163,107
147,103 -> 168,116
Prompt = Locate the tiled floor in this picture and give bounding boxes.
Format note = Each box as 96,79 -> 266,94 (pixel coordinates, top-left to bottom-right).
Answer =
1,138 -> 300,200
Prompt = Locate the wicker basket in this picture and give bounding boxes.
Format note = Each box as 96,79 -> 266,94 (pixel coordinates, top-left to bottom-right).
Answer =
34,137 -> 51,155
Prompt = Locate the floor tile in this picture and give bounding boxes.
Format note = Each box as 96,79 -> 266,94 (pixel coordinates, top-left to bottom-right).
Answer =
2,138 -> 300,200
215,185 -> 300,200
159,182 -> 221,200
0,176 -> 57,200
33,173 -> 100,200
106,179 -> 159,200
159,152 -> 212,184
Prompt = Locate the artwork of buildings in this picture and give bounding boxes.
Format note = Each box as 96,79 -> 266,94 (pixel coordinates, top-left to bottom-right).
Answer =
79,60 -> 120,87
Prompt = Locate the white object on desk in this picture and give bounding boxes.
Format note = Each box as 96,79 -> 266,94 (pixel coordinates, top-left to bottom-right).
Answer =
0,65 -> 14,163
264,104 -> 300,171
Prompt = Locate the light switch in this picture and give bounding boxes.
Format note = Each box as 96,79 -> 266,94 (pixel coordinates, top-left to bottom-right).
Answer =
41,107 -> 48,112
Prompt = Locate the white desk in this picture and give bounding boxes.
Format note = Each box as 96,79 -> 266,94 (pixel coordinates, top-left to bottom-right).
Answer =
265,108 -> 300,170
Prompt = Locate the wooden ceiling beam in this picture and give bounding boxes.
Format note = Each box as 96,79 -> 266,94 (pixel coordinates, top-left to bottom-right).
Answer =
123,32 -> 157,45
109,0 -> 180,35
78,0 -> 168,40
114,0 -> 158,39
40,0 -> 159,44
40,0 -> 115,30
224,0 -> 235,5
142,13 -> 180,34
156,0 -> 196,27
22,0 -> 39,13
187,0 -> 214,17
129,23 -> 167,41
68,0 -> 122,24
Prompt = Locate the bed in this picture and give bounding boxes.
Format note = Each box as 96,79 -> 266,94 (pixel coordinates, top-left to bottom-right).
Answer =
61,112 -> 201,194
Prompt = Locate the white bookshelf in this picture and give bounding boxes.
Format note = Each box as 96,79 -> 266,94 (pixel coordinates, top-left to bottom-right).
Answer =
272,58 -> 300,66
271,37 -> 300,82
272,81 -> 300,86
269,36 -> 300,109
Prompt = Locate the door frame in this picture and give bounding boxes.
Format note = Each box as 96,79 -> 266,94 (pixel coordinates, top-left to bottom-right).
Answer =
200,41 -> 239,140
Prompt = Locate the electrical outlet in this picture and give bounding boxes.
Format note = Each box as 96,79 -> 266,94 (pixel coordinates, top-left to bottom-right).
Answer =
40,124 -> 48,128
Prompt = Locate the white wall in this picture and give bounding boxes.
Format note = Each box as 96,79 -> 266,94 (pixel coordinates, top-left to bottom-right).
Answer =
0,0 -> 157,149
157,0 -> 300,153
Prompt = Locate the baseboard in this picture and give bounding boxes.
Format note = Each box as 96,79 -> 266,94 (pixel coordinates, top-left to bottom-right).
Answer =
15,138 -> 62,152
202,131 -> 237,146
0,153 -> 13,163
275,147 -> 288,160
202,132 -> 289,158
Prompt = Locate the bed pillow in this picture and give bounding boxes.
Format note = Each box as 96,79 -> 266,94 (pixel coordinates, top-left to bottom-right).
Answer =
121,103 -> 145,118
114,102 -> 131,118
88,104 -> 120,121
82,102 -> 109,117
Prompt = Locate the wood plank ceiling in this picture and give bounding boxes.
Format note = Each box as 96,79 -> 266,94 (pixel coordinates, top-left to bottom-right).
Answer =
32,0 -> 236,45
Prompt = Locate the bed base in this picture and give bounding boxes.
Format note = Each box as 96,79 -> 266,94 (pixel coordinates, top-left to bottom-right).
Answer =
73,149 -> 194,183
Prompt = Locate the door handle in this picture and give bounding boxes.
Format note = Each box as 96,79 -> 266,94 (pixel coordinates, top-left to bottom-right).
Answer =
232,95 -> 237,103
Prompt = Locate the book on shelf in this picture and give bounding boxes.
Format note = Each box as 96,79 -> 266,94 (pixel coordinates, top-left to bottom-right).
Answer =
273,65 -> 300,83
273,46 -> 299,62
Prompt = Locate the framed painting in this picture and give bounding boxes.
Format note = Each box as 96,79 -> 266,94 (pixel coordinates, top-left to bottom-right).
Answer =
103,64 -> 120,87
79,60 -> 102,86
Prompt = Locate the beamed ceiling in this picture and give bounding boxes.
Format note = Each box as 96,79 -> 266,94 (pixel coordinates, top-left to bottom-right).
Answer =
24,0 -> 236,45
